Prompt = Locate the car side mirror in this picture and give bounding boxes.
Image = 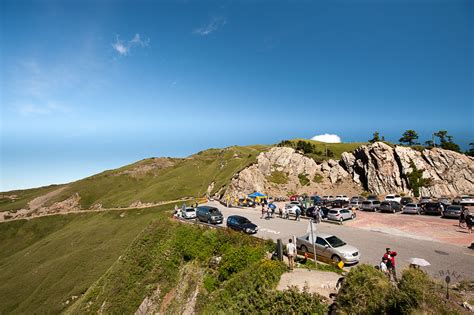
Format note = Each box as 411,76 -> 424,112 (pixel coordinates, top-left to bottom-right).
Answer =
324,244 -> 329,248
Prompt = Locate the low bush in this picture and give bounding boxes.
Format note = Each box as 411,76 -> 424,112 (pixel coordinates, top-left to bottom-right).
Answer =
336,264 -> 395,314
298,173 -> 310,186
313,173 -> 324,183
267,171 -> 289,184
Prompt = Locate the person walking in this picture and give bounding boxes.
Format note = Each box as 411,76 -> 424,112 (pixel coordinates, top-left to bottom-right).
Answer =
383,248 -> 398,281
286,239 -> 297,270
279,207 -> 283,218
261,204 -> 265,219
295,207 -> 301,221
379,257 -> 390,279
466,210 -> 473,234
459,208 -> 466,228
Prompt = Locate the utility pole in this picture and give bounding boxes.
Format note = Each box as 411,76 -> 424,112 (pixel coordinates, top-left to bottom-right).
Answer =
310,219 -> 317,267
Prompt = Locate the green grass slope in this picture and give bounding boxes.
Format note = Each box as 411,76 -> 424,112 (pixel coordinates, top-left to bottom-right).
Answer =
278,139 -> 366,161
0,145 -> 268,212
0,205 -> 171,314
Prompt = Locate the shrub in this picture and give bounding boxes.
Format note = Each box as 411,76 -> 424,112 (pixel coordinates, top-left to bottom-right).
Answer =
312,173 -> 324,183
267,171 -> 289,184
336,264 -> 395,315
298,173 -> 310,186
269,286 -> 327,314
406,161 -> 432,197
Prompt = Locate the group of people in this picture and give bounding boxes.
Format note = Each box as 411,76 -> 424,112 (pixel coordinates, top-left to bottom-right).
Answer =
378,248 -> 398,281
459,207 -> 473,234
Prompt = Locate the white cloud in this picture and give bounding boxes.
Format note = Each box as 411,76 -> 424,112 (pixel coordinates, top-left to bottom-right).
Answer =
193,17 -> 227,36
311,134 -> 342,143
18,101 -> 71,116
112,33 -> 150,56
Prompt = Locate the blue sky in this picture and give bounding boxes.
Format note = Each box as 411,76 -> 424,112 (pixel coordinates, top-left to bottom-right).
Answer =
1,0 -> 473,191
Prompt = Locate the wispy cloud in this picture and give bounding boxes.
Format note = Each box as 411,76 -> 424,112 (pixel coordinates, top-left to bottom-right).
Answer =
193,17 -> 227,36
112,33 -> 150,56
18,101 -> 71,116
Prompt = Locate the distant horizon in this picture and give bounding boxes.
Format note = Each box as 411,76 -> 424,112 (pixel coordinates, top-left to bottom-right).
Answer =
2,0 -> 472,192
2,135 -> 471,192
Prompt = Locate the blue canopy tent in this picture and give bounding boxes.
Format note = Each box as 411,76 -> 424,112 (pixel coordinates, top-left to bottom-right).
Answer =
248,191 -> 266,198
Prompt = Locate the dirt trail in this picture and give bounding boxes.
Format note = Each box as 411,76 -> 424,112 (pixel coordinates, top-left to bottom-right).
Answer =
277,268 -> 341,298
0,199 -> 189,223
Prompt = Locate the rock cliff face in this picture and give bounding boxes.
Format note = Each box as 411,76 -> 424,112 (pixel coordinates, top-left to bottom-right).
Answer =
341,142 -> 474,197
225,142 -> 474,199
224,147 -> 362,199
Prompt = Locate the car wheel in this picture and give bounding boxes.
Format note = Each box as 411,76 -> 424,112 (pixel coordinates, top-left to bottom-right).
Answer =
351,214 -> 356,219
207,218 -> 211,224
332,255 -> 341,263
301,245 -> 308,253
392,209 -> 395,213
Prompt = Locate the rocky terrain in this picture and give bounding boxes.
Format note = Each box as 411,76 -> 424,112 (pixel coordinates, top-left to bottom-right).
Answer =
225,142 -> 474,198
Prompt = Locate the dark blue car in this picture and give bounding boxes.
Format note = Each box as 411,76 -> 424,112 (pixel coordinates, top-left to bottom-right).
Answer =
226,215 -> 258,234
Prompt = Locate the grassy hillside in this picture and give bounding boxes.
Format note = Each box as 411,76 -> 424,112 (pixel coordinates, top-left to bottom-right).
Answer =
278,139 -> 366,161
0,204 -> 172,314
0,145 -> 268,211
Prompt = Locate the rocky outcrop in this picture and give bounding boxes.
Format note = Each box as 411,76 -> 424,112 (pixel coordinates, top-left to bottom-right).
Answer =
225,143 -> 474,199
341,142 -> 474,197
224,147 -> 362,199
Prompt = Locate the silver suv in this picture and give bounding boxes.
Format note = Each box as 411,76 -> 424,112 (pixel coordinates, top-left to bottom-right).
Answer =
361,200 -> 380,212
196,206 -> 223,224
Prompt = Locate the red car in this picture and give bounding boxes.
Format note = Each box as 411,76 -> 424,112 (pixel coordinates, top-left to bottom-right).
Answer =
290,195 -> 298,201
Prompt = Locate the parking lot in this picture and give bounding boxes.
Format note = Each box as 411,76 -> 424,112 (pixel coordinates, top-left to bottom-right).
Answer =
193,201 -> 474,281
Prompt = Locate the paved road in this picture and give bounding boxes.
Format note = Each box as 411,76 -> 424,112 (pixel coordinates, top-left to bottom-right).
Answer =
203,201 -> 474,281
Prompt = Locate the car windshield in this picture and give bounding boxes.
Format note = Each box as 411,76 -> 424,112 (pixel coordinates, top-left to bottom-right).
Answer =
238,217 -> 250,224
386,196 -> 394,199
447,206 -> 461,210
185,208 -> 194,212
406,203 -> 416,207
325,236 -> 346,248
329,210 -> 338,214
373,201 -> 380,204
209,208 -> 219,214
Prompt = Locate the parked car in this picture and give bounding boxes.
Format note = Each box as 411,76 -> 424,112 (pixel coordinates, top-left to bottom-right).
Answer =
442,205 -> 464,219
419,196 -> 432,205
348,196 -> 365,210
422,202 -> 442,215
367,195 -> 379,201
330,199 -> 349,208
226,215 -> 258,234
385,194 -> 402,203
327,208 -> 356,222
196,206 -> 224,224
400,197 -> 413,206
361,200 -> 380,212
238,198 -> 255,207
379,201 -> 402,213
296,232 -> 360,264
438,197 -> 452,206
335,195 -> 349,202
459,195 -> 474,206
285,202 -> 301,215
306,206 -> 330,219
289,195 -> 299,201
182,207 -> 197,219
402,203 -> 421,215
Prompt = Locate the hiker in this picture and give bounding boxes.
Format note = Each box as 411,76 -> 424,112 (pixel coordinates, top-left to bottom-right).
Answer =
279,207 -> 283,218
380,257 -> 390,279
315,208 -> 321,224
284,208 -> 289,219
195,201 -> 198,208
271,206 -> 275,218
286,238 -> 297,270
466,211 -> 473,234
295,207 -> 301,221
459,208 -> 466,228
261,204 -> 265,219
383,248 -> 398,281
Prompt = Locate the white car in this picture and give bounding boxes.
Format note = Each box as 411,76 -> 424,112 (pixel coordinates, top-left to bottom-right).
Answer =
296,232 -> 360,264
335,195 -> 350,202
327,208 -> 356,222
385,194 -> 402,203
285,202 -> 301,215
459,195 -> 474,206
402,203 -> 421,215
182,207 -> 197,219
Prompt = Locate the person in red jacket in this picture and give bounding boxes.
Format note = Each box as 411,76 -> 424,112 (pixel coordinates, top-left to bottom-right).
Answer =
383,248 -> 398,281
